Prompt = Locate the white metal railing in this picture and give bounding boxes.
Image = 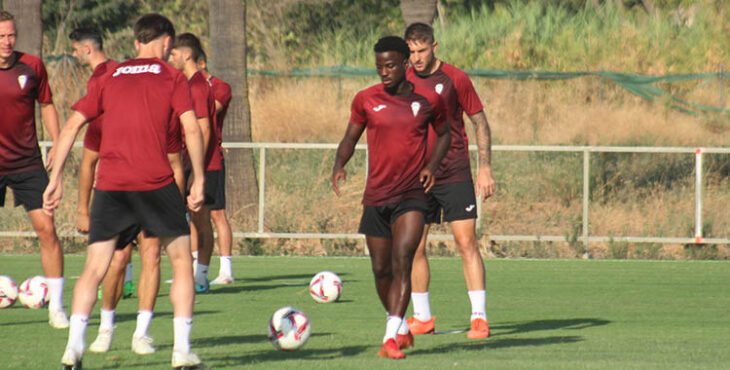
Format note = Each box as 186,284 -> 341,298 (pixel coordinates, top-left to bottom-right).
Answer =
2,142 -> 727,247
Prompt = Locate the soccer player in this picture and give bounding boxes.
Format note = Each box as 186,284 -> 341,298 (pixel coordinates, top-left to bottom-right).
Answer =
168,33 -> 218,293
69,27 -> 184,355
332,36 -> 450,359
0,10 -> 69,329
197,53 -> 234,284
404,22 -> 496,339
44,13 -> 206,369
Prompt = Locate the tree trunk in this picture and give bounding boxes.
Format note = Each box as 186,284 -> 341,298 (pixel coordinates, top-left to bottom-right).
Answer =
3,0 -> 42,56
209,0 -> 259,230
400,0 -> 438,26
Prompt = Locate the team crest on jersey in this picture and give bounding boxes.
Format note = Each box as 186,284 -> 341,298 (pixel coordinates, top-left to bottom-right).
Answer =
372,104 -> 386,112
17,75 -> 27,89
435,83 -> 443,95
411,101 -> 421,117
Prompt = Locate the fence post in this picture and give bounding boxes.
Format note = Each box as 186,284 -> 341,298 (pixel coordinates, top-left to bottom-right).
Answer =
582,149 -> 590,256
694,148 -> 703,243
258,147 -> 266,234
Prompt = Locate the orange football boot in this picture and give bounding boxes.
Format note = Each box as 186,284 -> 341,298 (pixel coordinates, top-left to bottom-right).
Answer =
406,315 -> 435,335
396,332 -> 414,349
378,338 -> 406,359
467,318 -> 490,339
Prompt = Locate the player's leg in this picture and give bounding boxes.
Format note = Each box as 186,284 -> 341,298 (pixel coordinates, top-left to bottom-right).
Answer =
130,234 -> 161,354
163,234 -> 202,367
389,210 -> 424,350
190,205 -> 214,292
365,235 -> 404,359
62,238 -> 118,367
210,209 -> 234,284
27,209 -> 68,328
408,194 -> 441,334
89,243 -> 132,353
451,218 -> 489,338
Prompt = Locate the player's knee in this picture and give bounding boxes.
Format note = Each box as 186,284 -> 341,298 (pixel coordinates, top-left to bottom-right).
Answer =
34,220 -> 58,246
371,264 -> 392,280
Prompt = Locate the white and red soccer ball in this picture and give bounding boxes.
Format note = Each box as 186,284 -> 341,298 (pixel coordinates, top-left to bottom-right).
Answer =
0,275 -> 19,308
18,276 -> 48,309
309,271 -> 342,303
267,306 -> 311,350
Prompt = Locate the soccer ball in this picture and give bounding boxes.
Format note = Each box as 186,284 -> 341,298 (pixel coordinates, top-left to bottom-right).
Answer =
267,307 -> 311,350
0,275 -> 18,309
309,271 -> 342,303
18,276 -> 48,309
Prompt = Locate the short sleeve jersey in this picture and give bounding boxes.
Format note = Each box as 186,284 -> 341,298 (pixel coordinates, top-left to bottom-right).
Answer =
0,52 -> 53,175
83,59 -> 120,152
187,71 -> 219,171
72,58 -> 193,191
407,62 -> 484,184
208,76 -> 231,166
349,84 -> 445,206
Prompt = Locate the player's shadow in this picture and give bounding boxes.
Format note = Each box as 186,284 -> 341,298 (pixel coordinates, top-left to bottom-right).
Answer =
243,272 -> 351,283
191,332 -> 334,348
408,335 -> 583,356
0,319 -> 48,327
210,272 -> 353,295
490,318 -> 611,336
205,343 -> 372,366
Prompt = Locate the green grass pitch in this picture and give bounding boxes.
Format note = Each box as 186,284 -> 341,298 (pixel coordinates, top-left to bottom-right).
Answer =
0,255 -> 728,369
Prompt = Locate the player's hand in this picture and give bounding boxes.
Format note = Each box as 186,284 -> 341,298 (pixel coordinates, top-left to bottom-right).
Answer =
420,168 -> 435,193
45,146 -> 56,170
42,179 -> 63,216
332,167 -> 347,196
76,213 -> 90,234
476,166 -> 496,201
187,178 -> 204,212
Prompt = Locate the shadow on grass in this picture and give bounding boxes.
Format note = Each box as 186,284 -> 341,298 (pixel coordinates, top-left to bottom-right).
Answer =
112,310 -> 220,324
0,319 -> 48,327
192,332 -> 334,348
492,318 -> 611,336
409,335 -> 583,355
205,344 -> 372,367
243,272 -> 351,283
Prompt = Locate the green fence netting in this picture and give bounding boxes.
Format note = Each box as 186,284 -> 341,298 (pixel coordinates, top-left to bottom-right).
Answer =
43,54 -> 729,117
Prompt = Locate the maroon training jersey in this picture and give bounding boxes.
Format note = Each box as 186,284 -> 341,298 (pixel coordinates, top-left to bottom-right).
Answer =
83,59 -> 119,152
208,76 -> 231,167
186,71 -> 219,171
0,52 -> 53,175
72,58 -> 193,191
407,62 -> 484,184
349,84 -> 445,206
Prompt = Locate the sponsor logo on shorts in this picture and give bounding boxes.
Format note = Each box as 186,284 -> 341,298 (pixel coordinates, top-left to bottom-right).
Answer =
372,104 -> 387,112
465,204 -> 475,212
112,63 -> 162,77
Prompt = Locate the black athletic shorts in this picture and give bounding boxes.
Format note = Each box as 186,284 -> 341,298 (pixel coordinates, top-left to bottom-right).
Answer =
89,182 -> 189,248
0,168 -> 48,211
358,198 -> 428,239
425,181 -> 478,224
185,168 -> 224,208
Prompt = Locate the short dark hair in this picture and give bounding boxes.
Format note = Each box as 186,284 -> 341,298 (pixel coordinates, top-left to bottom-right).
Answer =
404,22 -> 434,44
134,13 -> 175,44
172,33 -> 204,63
0,10 -> 15,23
69,28 -> 103,51
373,36 -> 410,61
196,51 -> 207,64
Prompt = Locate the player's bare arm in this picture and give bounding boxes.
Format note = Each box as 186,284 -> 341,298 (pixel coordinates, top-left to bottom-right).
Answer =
197,116 -> 211,156
167,152 -> 185,196
180,110 -> 205,212
469,111 -> 496,201
332,123 -> 365,196
76,148 -> 99,233
421,122 -> 450,193
43,111 -> 88,215
214,100 -> 224,114
40,103 -> 61,169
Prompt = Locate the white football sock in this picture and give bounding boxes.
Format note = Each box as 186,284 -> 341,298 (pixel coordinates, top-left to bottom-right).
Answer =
411,292 -> 432,321
134,310 -> 153,338
398,319 -> 410,335
219,256 -> 232,277
45,277 -> 64,311
173,317 -> 193,353
67,314 -> 88,353
124,263 -> 133,283
383,316 -> 402,343
468,290 -> 487,321
99,309 -> 115,330
195,263 -> 209,285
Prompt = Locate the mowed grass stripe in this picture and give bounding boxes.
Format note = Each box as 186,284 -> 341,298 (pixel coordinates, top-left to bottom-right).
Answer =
0,255 -> 727,369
